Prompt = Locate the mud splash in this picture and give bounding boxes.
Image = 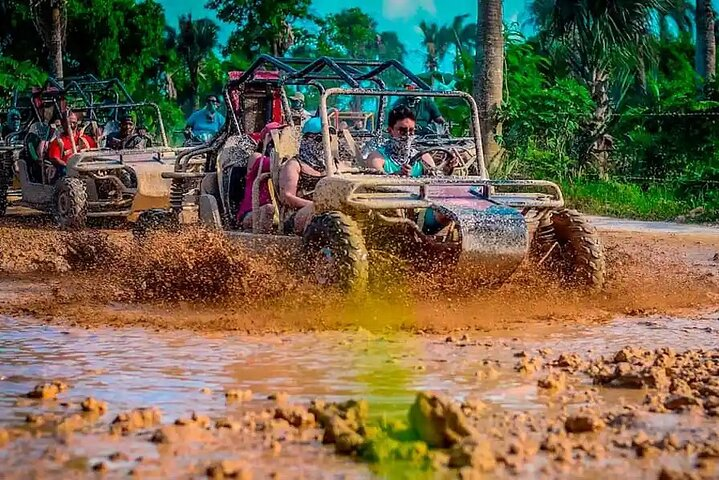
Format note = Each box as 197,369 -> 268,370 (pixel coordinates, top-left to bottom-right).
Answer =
0,222 -> 718,333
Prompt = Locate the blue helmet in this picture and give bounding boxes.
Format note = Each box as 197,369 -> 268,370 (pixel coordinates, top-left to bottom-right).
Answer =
301,116 -> 322,134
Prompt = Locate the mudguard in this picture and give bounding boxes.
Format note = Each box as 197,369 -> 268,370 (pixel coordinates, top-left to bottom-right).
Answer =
432,200 -> 529,283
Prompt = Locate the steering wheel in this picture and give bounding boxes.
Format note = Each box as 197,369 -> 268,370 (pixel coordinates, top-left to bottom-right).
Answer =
411,145 -> 475,175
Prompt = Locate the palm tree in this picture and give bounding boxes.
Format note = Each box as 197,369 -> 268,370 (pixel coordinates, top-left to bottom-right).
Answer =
29,0 -> 67,79
170,14 -> 219,109
529,0 -> 662,174
474,0 -> 504,172
418,21 -> 450,72
658,0 -> 693,40
695,0 -> 716,81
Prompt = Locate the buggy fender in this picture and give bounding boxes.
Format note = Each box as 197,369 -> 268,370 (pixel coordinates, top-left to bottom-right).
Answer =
432,200 -> 529,280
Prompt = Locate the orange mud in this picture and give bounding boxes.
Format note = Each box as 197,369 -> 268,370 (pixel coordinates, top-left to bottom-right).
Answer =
0,219 -> 717,334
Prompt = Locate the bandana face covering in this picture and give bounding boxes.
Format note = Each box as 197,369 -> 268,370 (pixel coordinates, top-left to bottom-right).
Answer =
387,134 -> 418,165
298,135 -> 327,173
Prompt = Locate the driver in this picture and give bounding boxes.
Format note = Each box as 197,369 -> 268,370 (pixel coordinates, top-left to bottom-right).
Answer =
185,95 -> 225,142
366,105 -> 455,177
367,105 -> 457,236
106,115 -> 152,150
289,91 -> 312,127
390,87 -> 446,135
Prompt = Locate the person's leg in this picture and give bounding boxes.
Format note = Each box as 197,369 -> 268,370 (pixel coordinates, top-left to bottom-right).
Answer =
292,204 -> 315,235
241,211 -> 254,230
421,208 -> 451,235
257,204 -> 275,233
52,165 -> 67,183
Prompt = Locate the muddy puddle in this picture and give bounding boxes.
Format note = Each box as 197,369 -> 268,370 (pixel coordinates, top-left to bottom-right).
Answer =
1,313 -> 719,479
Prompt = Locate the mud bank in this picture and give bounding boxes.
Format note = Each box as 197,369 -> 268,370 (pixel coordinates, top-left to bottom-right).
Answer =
0,221 -> 717,333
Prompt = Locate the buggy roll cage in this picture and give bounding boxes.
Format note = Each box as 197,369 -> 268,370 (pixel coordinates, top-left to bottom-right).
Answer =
318,87 -> 488,179
224,55 -> 434,134
232,55 -> 431,91
31,80 -> 168,148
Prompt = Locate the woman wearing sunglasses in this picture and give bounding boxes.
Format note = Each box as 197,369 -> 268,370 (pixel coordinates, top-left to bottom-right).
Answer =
366,105 -> 454,177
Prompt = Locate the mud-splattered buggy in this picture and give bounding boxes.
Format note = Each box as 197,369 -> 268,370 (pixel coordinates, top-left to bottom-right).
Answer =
152,56 -> 605,292
0,77 -> 203,228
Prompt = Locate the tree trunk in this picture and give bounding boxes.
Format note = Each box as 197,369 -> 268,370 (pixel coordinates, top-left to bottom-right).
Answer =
48,5 -> 64,80
695,0 -> 716,82
581,70 -> 612,179
189,69 -> 199,110
473,0 -> 504,173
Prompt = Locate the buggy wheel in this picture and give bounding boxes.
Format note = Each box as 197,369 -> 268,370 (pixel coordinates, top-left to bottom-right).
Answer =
532,209 -> 605,290
133,209 -> 179,241
302,211 -> 369,294
53,177 -> 88,230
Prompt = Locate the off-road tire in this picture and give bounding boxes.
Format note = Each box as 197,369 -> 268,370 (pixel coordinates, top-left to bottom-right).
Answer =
302,211 -> 369,294
0,156 -> 10,217
53,177 -> 88,230
533,209 -> 605,290
133,208 -> 180,241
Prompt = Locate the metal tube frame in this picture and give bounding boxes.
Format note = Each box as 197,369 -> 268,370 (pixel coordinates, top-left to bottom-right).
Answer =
319,88 -> 488,179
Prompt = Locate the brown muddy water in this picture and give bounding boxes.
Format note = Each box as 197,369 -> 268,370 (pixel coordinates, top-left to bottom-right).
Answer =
0,217 -> 718,479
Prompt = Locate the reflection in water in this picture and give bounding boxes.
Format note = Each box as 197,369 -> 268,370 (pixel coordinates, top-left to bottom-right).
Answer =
2,313 -> 718,424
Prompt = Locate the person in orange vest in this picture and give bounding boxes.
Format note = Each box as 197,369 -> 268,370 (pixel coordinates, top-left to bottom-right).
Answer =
47,112 -> 96,182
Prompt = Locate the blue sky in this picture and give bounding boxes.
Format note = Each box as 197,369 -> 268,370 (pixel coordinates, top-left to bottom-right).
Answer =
159,0 -> 528,71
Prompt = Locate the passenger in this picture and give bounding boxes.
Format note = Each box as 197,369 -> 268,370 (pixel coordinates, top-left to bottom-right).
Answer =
185,95 -> 225,142
47,112 -> 97,183
106,115 -> 152,150
236,122 -> 283,232
1,108 -> 22,142
24,105 -> 60,181
279,117 -> 331,235
367,105 -> 455,176
391,88 -> 446,135
289,91 -> 312,127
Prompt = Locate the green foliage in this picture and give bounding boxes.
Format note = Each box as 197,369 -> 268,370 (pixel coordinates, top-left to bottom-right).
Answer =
207,0 -> 311,57
63,0 -> 167,93
560,179 -> 708,220
496,40 -> 594,180
0,56 -> 47,93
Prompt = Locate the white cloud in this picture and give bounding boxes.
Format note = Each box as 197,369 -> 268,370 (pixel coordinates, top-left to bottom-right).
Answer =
383,0 -> 437,20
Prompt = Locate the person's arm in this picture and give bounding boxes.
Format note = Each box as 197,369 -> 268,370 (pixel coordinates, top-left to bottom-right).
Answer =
47,140 -> 64,165
427,100 -> 446,124
279,160 -> 312,209
185,111 -> 197,132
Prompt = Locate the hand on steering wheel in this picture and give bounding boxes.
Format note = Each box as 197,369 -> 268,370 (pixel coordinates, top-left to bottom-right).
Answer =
412,146 -> 472,176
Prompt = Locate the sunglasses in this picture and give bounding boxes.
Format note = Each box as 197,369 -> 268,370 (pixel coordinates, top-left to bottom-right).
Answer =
396,127 -> 416,135
208,99 -> 220,104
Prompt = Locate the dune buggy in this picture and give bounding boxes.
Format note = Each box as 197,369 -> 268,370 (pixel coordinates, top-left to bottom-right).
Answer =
148,55 -> 605,292
0,76 -> 203,228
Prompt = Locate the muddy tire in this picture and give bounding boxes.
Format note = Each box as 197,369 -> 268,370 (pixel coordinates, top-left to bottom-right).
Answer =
133,209 -> 179,241
302,211 -> 369,294
53,177 -> 88,230
533,209 -> 605,290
